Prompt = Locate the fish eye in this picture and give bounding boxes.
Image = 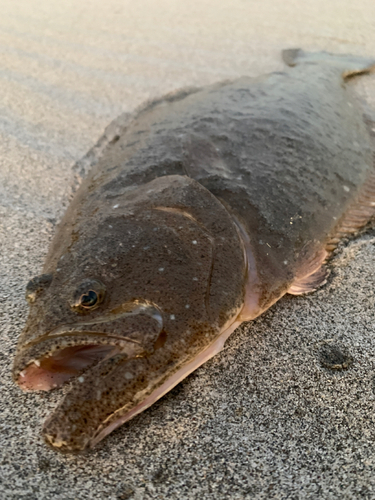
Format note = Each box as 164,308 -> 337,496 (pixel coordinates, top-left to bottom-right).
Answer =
71,279 -> 106,312
79,290 -> 98,308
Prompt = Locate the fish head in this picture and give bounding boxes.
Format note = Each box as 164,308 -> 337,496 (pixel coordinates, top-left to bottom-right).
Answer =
13,175 -> 246,452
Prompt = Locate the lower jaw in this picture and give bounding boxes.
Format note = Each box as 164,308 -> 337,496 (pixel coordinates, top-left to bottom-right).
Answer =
89,317 -> 243,448
19,312 -> 244,450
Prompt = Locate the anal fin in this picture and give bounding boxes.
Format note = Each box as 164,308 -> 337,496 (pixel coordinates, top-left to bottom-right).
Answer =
326,117 -> 375,253
327,175 -> 375,254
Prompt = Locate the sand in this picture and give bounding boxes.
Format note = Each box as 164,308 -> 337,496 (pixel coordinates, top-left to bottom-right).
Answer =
1,0 -> 375,498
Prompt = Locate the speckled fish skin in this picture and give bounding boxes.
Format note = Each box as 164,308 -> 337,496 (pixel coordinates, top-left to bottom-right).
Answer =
12,49 -> 375,452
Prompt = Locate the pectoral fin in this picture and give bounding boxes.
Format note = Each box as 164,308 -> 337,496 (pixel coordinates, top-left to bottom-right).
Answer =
288,265 -> 330,295
288,247 -> 329,295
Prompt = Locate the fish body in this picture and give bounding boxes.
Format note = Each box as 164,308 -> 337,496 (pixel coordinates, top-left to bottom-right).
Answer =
12,49 -> 375,451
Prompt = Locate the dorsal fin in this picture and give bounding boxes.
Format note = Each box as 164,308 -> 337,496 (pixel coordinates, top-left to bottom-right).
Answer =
282,49 -> 375,80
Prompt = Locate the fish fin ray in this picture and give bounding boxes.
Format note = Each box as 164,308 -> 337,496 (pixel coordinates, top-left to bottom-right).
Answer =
326,137 -> 375,254
288,247 -> 328,295
282,49 -> 375,79
288,265 -> 330,295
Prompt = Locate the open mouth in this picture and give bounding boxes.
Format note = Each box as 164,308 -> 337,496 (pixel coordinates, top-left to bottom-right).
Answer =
15,300 -> 164,392
18,343 -> 122,391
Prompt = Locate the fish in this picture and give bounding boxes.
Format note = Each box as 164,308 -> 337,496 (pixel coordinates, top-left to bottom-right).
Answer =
12,49 -> 375,452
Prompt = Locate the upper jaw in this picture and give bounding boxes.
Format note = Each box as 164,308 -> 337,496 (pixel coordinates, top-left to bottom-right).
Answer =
13,301 -> 165,391
13,331 -> 147,392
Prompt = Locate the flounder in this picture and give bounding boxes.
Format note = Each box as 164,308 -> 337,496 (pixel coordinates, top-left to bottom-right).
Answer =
12,49 -> 375,452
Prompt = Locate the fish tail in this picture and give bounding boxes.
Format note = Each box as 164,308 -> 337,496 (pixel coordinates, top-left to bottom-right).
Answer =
282,48 -> 375,79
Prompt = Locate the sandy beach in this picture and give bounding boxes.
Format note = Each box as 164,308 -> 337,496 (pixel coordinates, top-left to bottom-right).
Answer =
1,0 -> 375,498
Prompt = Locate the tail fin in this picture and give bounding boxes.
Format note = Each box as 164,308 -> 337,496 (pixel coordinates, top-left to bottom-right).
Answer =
282,48 -> 375,79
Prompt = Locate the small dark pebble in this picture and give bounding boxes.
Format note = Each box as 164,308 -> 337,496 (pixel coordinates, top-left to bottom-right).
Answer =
37,457 -> 51,471
294,407 -> 305,417
116,484 -> 135,500
318,343 -> 353,370
152,467 -> 169,484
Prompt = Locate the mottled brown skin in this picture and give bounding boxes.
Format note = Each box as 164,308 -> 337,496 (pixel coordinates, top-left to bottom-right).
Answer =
14,176 -> 246,451
12,49 -> 375,452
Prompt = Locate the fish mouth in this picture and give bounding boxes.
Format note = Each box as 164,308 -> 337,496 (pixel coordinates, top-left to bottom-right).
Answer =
16,339 -> 141,392
14,300 -> 163,392
15,299 -> 242,452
